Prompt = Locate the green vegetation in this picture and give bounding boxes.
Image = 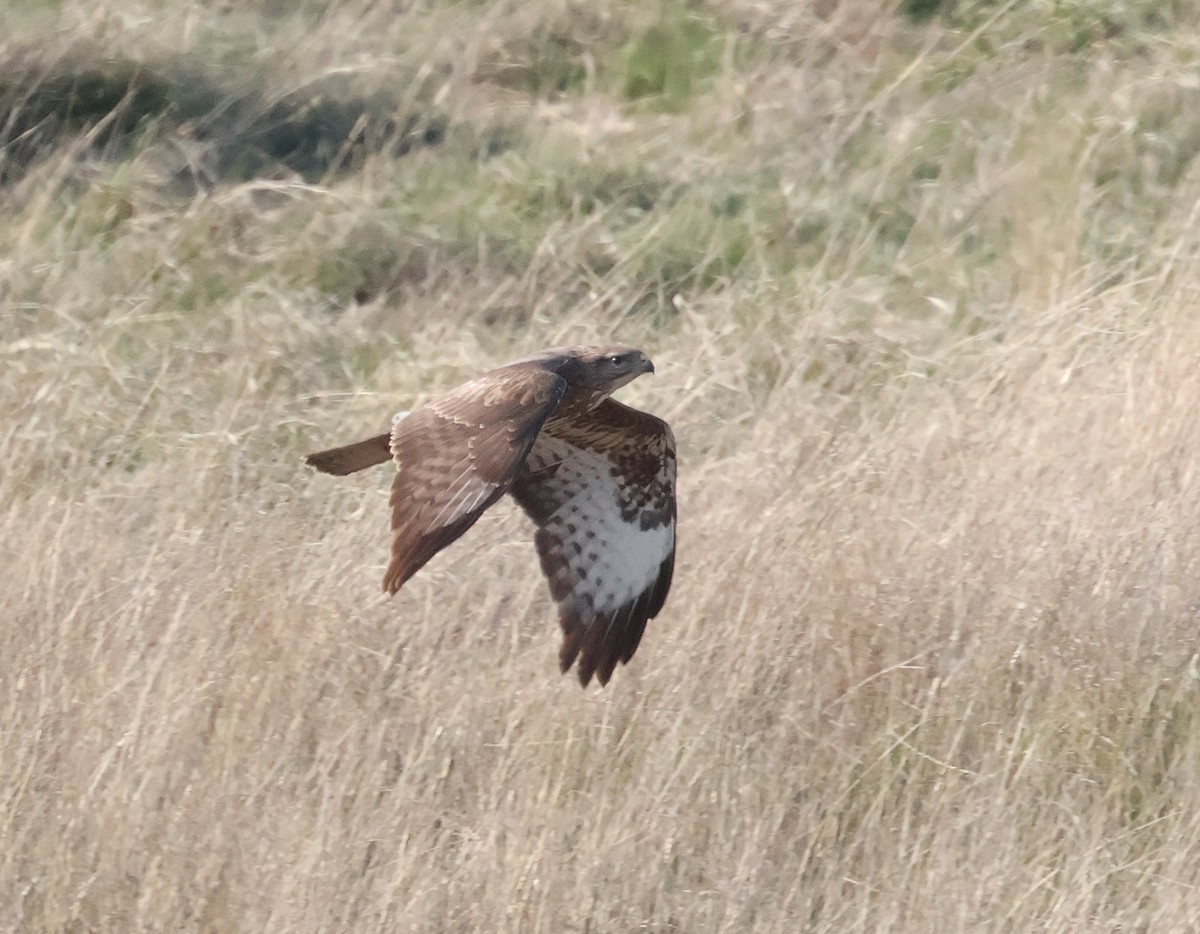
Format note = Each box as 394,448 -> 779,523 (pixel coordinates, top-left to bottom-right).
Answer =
5,0 -> 1200,930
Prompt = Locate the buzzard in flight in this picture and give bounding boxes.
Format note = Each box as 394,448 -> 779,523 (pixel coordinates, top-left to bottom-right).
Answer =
305,346 -> 676,687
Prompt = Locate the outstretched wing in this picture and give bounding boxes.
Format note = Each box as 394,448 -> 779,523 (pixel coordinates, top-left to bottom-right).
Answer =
508,399 -> 676,687
384,366 -> 567,594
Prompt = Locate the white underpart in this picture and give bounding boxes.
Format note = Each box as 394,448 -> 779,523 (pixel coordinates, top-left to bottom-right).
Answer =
530,438 -> 673,616
391,410 -> 411,426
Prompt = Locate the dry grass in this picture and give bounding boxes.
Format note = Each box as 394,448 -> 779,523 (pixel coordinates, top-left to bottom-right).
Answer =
6,0 -> 1200,930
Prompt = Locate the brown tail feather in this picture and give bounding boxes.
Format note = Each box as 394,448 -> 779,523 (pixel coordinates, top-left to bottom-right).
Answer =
305,433 -> 392,476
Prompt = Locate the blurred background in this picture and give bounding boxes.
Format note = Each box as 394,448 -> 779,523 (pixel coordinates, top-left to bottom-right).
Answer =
4,1 -> 1200,930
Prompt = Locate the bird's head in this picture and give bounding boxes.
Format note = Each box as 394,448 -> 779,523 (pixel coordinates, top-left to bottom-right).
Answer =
560,345 -> 655,393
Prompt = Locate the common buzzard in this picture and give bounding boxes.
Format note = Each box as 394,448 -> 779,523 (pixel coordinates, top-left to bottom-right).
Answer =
305,346 -> 676,687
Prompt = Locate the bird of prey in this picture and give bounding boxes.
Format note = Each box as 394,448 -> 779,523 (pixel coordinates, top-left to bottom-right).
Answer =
305,346 -> 676,687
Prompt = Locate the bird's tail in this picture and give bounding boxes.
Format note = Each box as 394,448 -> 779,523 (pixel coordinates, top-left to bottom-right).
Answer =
305,433 -> 391,475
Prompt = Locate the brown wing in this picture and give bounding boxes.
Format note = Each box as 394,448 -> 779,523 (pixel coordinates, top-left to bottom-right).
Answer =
508,399 -> 676,687
383,366 -> 567,594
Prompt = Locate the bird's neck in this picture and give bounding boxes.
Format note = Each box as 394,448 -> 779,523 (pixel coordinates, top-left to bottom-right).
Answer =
556,387 -> 608,416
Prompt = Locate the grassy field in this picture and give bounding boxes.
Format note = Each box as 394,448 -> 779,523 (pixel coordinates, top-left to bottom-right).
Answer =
5,0 -> 1200,930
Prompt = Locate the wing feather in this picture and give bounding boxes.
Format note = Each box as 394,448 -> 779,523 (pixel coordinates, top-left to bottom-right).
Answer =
509,398 -> 676,686
383,366 -> 567,594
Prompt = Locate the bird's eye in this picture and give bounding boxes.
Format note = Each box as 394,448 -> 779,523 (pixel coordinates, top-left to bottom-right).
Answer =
608,354 -> 625,366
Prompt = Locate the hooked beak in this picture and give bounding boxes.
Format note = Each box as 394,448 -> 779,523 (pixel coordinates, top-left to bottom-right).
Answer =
641,357 -> 655,375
